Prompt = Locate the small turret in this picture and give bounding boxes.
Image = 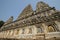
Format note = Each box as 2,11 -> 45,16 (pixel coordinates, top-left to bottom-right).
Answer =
36,1 -> 49,12
3,16 -> 13,25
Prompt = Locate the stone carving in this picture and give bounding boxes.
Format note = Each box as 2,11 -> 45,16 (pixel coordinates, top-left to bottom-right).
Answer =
17,4 -> 33,20
4,16 -> 13,25
36,1 -> 49,12
0,1 -> 60,40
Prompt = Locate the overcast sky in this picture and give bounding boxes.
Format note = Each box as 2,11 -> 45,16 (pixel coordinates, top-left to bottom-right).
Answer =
0,0 -> 60,22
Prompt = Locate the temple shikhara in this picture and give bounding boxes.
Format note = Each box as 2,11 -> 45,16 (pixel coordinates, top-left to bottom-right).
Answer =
0,1 -> 60,40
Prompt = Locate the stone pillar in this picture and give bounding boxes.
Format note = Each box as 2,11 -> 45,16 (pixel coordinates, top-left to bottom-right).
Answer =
42,23 -> 48,33
32,25 -> 37,35
0,32 -> 3,38
4,31 -> 7,38
19,28 -> 23,35
6,30 -> 10,38
14,29 -> 17,36
24,27 -> 29,34
2,31 -> 5,38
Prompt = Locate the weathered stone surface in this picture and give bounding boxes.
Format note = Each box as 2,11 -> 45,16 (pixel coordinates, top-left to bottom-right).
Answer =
0,1 -> 60,40
17,4 -> 33,20
4,16 -> 13,25
36,1 -> 49,12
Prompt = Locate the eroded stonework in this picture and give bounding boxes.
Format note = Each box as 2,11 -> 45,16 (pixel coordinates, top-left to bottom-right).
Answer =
0,1 -> 60,40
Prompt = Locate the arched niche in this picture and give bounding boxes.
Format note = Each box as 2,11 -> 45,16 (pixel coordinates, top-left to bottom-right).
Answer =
37,27 -> 43,33
24,26 -> 33,34
35,24 -> 44,33
15,28 -> 22,35
47,25 -> 55,32
46,22 -> 58,32
15,29 -> 20,35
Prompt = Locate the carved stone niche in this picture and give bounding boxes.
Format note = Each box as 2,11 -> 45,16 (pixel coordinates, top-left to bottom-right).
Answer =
28,28 -> 32,34
47,25 -> 55,32
35,24 -> 44,33
46,22 -> 58,32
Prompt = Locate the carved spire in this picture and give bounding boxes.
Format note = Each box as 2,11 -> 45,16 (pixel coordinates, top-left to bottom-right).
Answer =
17,4 -> 33,20
4,16 -> 13,25
36,1 -> 49,12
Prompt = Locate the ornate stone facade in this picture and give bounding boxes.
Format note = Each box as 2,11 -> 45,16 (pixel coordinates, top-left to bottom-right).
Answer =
0,1 -> 60,40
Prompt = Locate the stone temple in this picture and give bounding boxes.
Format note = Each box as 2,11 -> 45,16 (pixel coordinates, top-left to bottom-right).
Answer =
0,1 -> 60,40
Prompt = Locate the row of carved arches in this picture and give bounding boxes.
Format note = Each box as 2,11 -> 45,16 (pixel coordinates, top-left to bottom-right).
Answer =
36,21 -> 60,33
0,21 -> 60,38
0,26 -> 36,38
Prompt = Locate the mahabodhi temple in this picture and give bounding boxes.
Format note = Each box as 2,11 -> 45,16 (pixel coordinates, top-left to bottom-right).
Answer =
0,1 -> 60,40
